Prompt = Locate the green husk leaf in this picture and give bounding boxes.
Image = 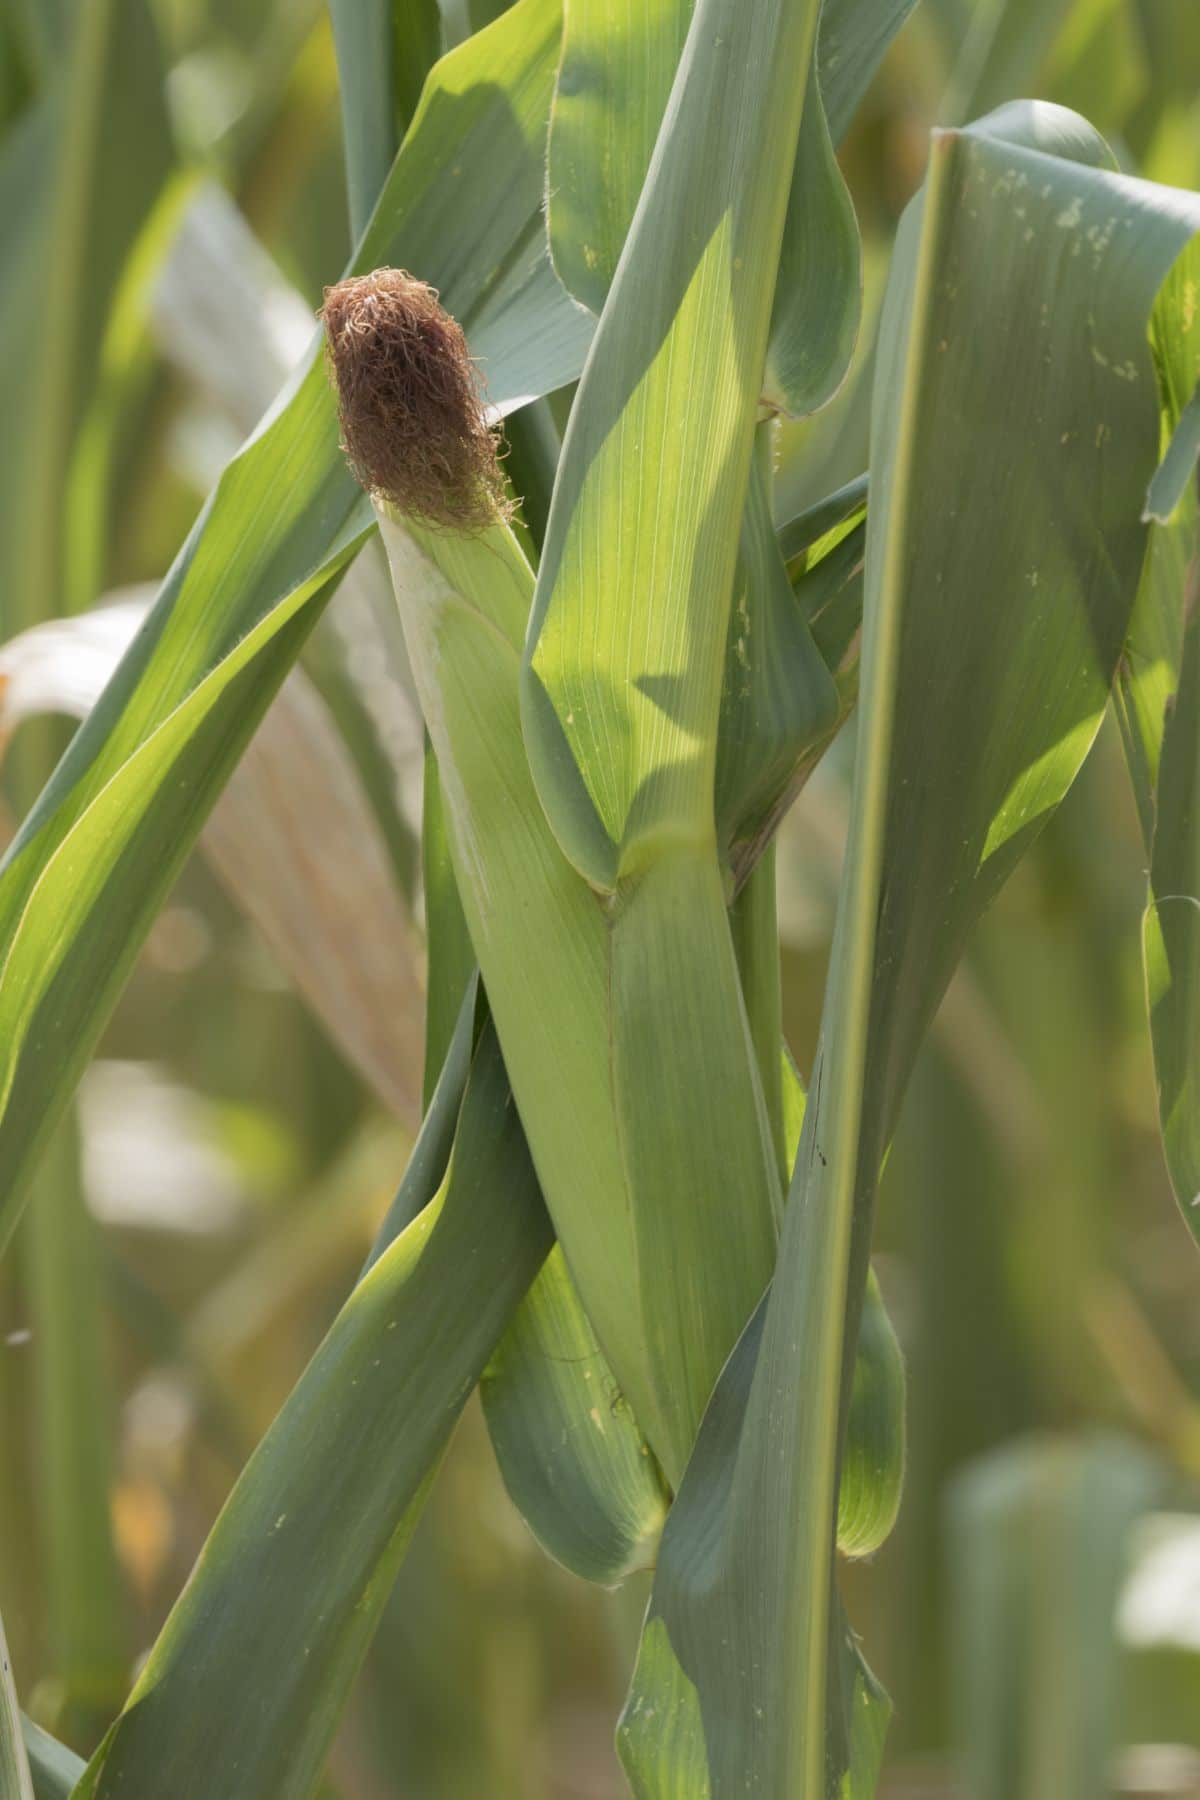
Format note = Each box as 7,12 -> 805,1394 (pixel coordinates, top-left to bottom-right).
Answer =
380,496 -> 783,1482
481,1246 -> 669,1583
1110,240 -> 1200,1239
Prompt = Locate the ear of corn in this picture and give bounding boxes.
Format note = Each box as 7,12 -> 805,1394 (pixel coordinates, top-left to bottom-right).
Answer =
513,0 -> 850,1480
4,0 -> 1200,1788
619,101 -> 1200,1797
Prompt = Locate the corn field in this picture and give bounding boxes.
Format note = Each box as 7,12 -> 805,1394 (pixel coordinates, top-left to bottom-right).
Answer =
2,0 -> 1200,1795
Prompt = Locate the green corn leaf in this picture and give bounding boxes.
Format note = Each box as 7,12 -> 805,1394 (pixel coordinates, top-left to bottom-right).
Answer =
546,0 -> 910,413
777,470 -> 868,569
512,0 -> 838,1486
481,1245 -> 669,1582
949,1435 -> 1164,1800
0,0 -> 593,1258
729,855 -> 789,1174
1109,245 -> 1200,1237
524,0 -> 828,887
76,1016 -> 553,1800
0,0 -> 173,639
1142,574 -> 1200,1232
329,0 -> 443,237
778,1053 -> 906,1561
20,1718 -> 82,1800
620,100 -> 1200,1796
717,432 -> 840,885
0,1613 -> 32,1800
817,0 -> 917,147
23,1123 -> 128,1741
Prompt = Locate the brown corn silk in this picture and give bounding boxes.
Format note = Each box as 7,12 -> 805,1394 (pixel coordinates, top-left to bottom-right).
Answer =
321,269 -> 511,529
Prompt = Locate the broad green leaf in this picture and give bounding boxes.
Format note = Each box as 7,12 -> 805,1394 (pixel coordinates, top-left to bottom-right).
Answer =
729,855 -> 788,1172
513,0 -> 837,1488
77,1016 -> 553,1800
1144,386 -> 1200,525
0,0 -> 593,1257
20,1719 -> 82,1800
545,0 -> 691,315
717,434 -> 840,885
0,1612 -> 32,1800
546,0 -> 911,412
777,470 -> 868,568
524,0 -> 827,886
949,1435 -> 1163,1800
0,0 -> 173,638
23,1124 -> 127,1741
617,1299 -> 891,1800
481,1245 -> 669,1582
778,1052 -> 906,1562
329,0 -> 443,236
1142,578 -> 1200,1231
0,598 -> 425,1124
817,0 -> 918,147
621,101 -> 1200,1796
942,0 -> 1074,125
837,1267 -> 905,1559
381,506 -> 779,1483
1109,247 -> 1200,1239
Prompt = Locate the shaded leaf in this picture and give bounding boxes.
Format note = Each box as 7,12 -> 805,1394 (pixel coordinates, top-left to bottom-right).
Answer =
0,0 -> 592,1254
78,1017 -> 552,1799
621,100 -> 1200,1796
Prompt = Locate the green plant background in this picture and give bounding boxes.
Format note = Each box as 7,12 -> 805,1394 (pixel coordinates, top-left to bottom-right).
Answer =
2,0 -> 1200,1795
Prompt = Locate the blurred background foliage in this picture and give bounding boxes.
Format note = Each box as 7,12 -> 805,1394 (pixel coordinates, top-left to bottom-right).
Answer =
2,0 -> 1200,1794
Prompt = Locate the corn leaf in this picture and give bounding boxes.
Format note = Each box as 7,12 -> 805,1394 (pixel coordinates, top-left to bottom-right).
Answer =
546,0 -> 912,412
525,0 -> 827,883
717,437 -> 840,885
20,1719 -> 82,1800
0,0 -> 173,637
949,1435 -> 1163,1800
515,0 -> 836,1489
620,100 -> 1200,1797
0,600 -> 425,1125
1109,248 -> 1200,1237
779,1054 -> 906,1561
0,0 -> 592,1257
481,1245 -> 669,1582
0,1612 -> 31,1800
329,0 -> 443,236
76,1016 -> 553,1799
